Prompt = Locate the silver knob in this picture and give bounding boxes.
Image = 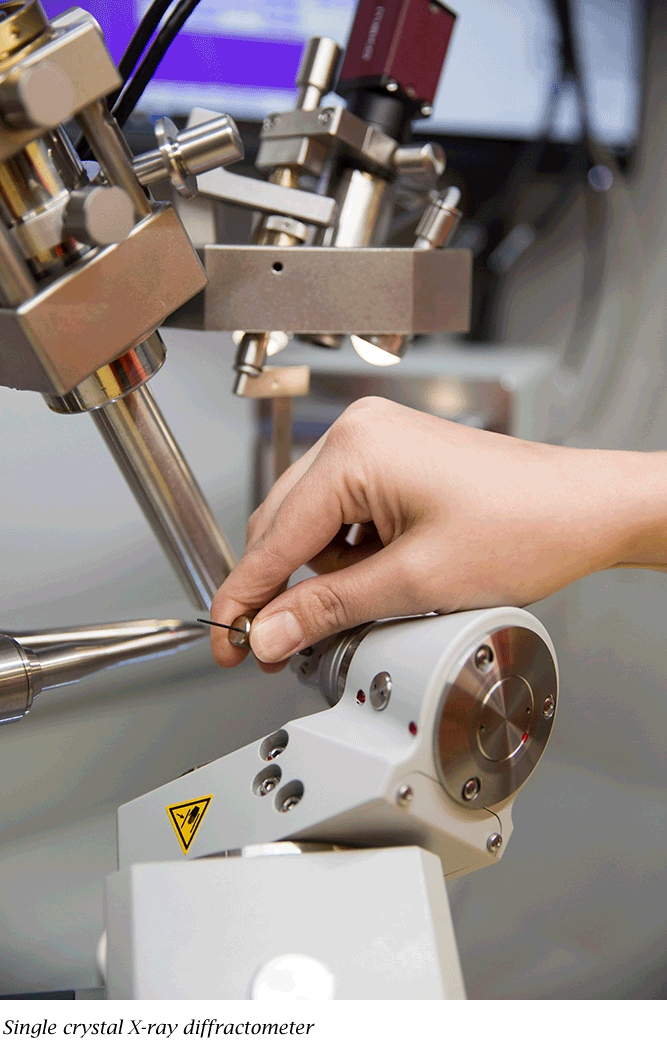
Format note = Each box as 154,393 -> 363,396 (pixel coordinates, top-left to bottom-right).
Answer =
393,142 -> 446,186
133,114 -> 244,197
414,187 -> 462,250
0,61 -> 74,130
63,186 -> 135,247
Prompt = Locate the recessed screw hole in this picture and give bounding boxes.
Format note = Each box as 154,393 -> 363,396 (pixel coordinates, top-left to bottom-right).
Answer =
260,729 -> 288,761
272,261 -> 283,273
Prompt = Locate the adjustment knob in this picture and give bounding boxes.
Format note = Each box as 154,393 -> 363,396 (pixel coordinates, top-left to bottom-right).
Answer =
63,186 -> 135,247
0,60 -> 74,130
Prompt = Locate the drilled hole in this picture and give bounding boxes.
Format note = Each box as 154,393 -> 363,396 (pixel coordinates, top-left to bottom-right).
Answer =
259,729 -> 288,761
272,261 -> 283,273
252,764 -> 282,797
276,780 -> 304,813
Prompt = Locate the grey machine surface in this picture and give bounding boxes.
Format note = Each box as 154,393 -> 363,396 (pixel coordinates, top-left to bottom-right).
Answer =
0,0 -> 665,1001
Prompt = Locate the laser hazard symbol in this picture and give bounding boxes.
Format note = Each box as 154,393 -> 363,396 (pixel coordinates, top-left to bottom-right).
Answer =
166,795 -> 213,854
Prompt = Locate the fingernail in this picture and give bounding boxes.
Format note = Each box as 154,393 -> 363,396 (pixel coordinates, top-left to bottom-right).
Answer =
251,611 -> 304,663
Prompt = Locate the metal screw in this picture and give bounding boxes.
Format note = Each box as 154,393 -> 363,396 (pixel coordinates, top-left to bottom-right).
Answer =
543,694 -> 556,719
475,644 -> 494,671
386,80 -> 399,93
260,777 -> 279,796
462,777 -> 481,801
370,672 -> 392,710
397,784 -> 414,805
420,104 -> 433,118
317,109 -> 332,125
486,833 -> 503,853
266,746 -> 284,760
281,795 -> 301,812
263,114 -> 277,130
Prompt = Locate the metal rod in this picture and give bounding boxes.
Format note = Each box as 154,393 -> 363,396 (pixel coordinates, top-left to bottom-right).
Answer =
76,100 -> 152,220
91,384 -> 236,611
7,618 -> 200,651
35,623 -> 207,692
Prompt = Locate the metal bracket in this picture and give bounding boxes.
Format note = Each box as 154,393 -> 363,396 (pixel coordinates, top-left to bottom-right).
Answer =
196,245 -> 471,334
0,205 -> 207,394
196,169 -> 337,228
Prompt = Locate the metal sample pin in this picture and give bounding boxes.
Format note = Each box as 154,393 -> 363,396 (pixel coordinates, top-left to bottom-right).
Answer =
197,615 -> 252,649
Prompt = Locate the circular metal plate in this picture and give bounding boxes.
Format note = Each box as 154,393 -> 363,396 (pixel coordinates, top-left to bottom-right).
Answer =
434,625 -> 557,810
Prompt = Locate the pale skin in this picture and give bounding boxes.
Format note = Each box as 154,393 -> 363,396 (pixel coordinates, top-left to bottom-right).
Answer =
210,396 -> 667,671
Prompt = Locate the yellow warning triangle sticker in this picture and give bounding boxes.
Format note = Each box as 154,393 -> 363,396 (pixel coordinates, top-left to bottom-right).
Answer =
166,795 -> 213,855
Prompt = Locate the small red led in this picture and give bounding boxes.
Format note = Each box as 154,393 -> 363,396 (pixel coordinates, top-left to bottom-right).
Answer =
356,690 -> 366,705
409,722 -> 418,736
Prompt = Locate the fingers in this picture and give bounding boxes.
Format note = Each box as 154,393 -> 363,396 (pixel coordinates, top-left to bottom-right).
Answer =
211,446 -> 364,668
248,535 -> 428,664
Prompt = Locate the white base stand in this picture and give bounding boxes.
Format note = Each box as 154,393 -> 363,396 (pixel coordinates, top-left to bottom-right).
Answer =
105,845 -> 466,999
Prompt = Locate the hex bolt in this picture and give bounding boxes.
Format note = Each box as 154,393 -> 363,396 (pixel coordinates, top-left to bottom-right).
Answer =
281,795 -> 301,812
63,186 -> 134,247
370,672 -> 392,710
474,644 -> 494,671
543,694 -> 556,719
487,833 -> 503,853
462,777 -> 481,802
397,784 -> 414,805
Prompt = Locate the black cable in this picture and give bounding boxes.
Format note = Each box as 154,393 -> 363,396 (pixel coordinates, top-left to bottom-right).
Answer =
112,0 -> 204,128
118,0 -> 177,84
106,0 -> 177,113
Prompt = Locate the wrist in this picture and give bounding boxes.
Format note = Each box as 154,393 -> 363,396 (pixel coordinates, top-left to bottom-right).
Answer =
597,450 -> 667,570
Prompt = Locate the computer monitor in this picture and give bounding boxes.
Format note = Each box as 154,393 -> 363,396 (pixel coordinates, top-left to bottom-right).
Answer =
42,0 -> 641,147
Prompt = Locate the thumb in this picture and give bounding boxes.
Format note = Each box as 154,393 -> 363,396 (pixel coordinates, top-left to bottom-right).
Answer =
249,537 -> 425,663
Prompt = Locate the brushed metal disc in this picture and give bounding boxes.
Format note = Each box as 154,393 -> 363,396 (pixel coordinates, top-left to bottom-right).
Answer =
434,626 -> 557,810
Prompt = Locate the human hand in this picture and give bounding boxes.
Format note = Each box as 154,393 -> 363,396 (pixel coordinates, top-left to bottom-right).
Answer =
209,397 -> 660,669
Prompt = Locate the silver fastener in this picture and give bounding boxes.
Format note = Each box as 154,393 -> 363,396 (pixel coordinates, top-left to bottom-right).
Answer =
266,746 -> 284,760
260,777 -> 279,795
386,80 -> 399,93
263,114 -> 278,130
420,104 -> 433,118
370,671 -> 392,710
317,109 -> 332,125
543,694 -> 556,719
281,795 -> 301,812
397,784 -> 414,805
229,614 -> 252,648
462,777 -> 481,801
475,644 -> 494,671
487,833 -> 503,853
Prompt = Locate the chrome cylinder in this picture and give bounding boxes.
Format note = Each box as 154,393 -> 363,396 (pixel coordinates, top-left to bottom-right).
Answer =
44,330 -> 166,413
0,634 -> 41,724
90,384 -> 236,610
35,622 -> 207,691
295,37 -> 342,111
0,620 -> 206,724
76,99 -> 151,220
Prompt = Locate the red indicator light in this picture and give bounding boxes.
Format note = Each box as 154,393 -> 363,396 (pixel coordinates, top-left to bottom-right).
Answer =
409,722 -> 418,736
356,690 -> 366,704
